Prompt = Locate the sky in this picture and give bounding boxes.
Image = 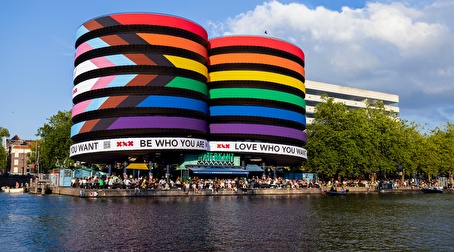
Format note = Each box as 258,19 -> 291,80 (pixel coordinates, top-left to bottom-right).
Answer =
1,0 -> 453,140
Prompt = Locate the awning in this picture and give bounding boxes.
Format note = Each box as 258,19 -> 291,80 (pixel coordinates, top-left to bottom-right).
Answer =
188,166 -> 249,175
246,164 -> 265,172
126,163 -> 149,170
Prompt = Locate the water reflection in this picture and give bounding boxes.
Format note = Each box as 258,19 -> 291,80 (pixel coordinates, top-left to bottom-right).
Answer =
0,193 -> 453,251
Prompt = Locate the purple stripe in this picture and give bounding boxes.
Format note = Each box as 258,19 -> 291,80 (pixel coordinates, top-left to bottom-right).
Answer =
209,123 -> 306,142
108,116 -> 208,132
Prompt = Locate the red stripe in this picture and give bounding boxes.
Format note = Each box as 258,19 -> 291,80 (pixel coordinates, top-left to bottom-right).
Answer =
110,13 -> 208,41
209,36 -> 304,62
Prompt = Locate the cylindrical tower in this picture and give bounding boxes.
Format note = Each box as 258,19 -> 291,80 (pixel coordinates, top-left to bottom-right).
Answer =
208,36 -> 307,164
70,13 -> 209,162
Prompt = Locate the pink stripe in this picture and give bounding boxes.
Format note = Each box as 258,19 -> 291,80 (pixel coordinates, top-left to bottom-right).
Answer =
90,57 -> 114,68
92,76 -> 116,90
72,100 -> 90,117
75,43 -> 93,59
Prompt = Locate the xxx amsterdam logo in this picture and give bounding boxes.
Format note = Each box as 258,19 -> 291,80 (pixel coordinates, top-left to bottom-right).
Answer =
217,143 -> 230,149
117,141 -> 134,147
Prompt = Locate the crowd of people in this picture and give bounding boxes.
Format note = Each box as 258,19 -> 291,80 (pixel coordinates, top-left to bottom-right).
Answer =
71,174 -> 321,192
71,174 -> 451,192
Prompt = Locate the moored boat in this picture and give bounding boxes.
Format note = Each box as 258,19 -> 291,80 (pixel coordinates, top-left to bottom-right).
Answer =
325,188 -> 348,196
1,186 -> 25,193
421,187 -> 443,193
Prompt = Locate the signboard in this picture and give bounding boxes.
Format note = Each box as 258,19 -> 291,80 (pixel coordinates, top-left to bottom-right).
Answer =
70,137 -> 208,157
197,152 -> 235,166
209,141 -> 307,159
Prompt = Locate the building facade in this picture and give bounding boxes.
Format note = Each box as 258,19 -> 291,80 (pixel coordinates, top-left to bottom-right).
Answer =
305,80 -> 399,124
5,135 -> 34,175
69,13 -> 307,177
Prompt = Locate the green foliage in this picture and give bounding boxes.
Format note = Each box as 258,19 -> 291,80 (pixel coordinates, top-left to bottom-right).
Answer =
0,127 -> 10,169
36,110 -> 73,171
304,97 -> 450,181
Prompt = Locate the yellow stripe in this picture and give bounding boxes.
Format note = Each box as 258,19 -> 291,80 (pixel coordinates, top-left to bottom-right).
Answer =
164,55 -> 208,78
209,70 -> 305,93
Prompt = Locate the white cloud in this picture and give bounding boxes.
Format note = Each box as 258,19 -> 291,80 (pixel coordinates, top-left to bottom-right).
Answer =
209,0 -> 454,129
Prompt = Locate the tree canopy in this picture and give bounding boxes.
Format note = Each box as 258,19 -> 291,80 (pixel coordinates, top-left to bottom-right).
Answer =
36,110 -> 73,171
304,96 -> 452,183
0,127 -> 10,170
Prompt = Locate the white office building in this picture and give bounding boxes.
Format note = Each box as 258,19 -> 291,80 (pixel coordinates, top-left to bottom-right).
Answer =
305,80 -> 399,124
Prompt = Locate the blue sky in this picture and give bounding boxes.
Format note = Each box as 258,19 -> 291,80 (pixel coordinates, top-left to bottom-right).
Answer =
1,0 -> 453,140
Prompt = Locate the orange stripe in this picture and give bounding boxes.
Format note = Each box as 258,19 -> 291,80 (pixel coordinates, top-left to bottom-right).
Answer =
138,33 -> 208,60
210,53 -> 305,77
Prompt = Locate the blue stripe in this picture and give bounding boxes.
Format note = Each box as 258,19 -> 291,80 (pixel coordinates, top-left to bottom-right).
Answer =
105,55 -> 135,66
75,26 -> 89,40
85,97 -> 108,112
210,106 -> 306,125
86,38 -> 109,49
71,122 -> 84,138
139,96 -> 208,113
108,74 -> 137,88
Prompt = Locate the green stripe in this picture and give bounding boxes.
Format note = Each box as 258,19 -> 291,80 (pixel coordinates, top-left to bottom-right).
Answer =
166,77 -> 208,95
210,88 -> 306,109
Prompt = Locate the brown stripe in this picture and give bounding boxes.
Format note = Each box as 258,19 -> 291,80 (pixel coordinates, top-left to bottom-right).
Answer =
101,35 -> 128,46
127,74 -> 158,86
83,20 -> 104,32
79,119 -> 100,133
99,96 -> 128,110
124,54 -> 157,65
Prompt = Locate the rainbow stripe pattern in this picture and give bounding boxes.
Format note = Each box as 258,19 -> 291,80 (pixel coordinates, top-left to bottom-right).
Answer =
208,36 -> 306,146
71,13 -> 307,162
72,13 -> 209,142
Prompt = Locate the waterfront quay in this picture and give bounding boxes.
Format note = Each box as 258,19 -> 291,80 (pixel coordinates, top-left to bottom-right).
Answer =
42,185 -> 423,198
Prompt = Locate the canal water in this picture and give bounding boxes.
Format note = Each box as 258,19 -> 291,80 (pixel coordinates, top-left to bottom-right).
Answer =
0,192 -> 452,251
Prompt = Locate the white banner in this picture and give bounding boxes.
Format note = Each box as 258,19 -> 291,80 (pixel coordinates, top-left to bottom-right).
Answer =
70,138 -> 307,160
209,141 -> 307,159
70,137 -> 208,157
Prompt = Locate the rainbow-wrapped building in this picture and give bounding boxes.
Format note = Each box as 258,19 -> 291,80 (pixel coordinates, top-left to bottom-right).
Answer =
70,13 -> 306,176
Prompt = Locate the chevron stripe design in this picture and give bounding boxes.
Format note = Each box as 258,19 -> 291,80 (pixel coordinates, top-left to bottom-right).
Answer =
74,53 -> 208,80
73,75 -> 207,101
75,33 -> 208,61
76,13 -> 208,41
71,116 -> 208,137
72,95 -> 208,117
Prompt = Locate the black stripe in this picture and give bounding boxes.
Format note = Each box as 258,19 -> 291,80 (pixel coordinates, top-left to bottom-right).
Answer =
71,128 -> 207,142
209,46 -> 304,67
73,86 -> 208,105
209,63 -> 305,83
74,65 -> 207,85
75,45 -> 208,66
76,25 -> 208,48
72,107 -> 208,124
207,80 -> 306,98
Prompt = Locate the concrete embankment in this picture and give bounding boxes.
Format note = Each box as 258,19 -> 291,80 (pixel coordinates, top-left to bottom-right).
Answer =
46,186 -> 418,198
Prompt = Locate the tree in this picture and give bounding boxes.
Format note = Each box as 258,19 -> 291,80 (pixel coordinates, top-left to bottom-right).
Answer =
428,123 -> 454,184
0,127 -> 10,171
304,96 -> 424,182
36,110 -> 73,172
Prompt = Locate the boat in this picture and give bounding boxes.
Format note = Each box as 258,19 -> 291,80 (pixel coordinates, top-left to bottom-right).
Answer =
1,186 -> 25,194
325,188 -> 348,196
421,187 -> 443,193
